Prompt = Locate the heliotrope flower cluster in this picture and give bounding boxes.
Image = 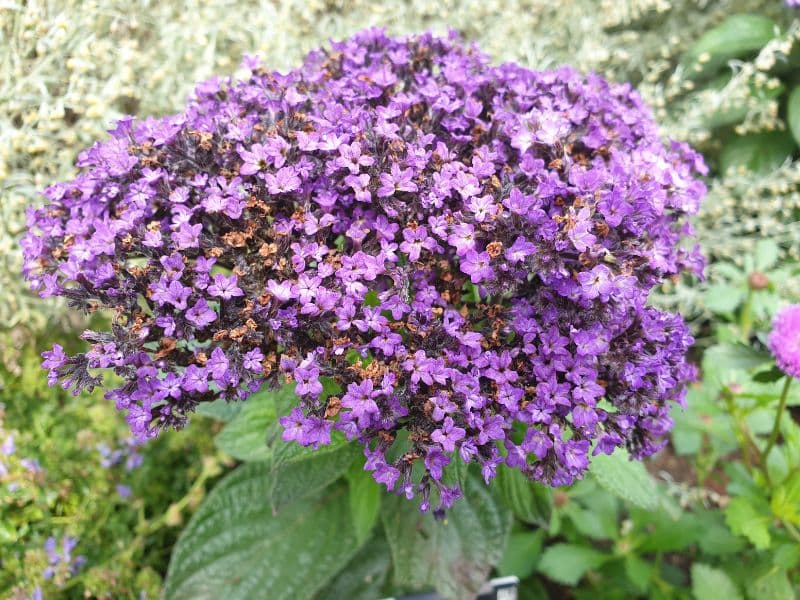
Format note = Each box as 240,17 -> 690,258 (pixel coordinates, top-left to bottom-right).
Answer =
769,305 -> 800,379
23,29 -> 704,511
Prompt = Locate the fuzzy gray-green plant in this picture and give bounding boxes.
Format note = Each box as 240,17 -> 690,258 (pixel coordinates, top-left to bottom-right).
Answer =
2,0 -> 799,359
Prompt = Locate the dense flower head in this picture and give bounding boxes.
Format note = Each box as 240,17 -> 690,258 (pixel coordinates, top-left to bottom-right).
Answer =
23,29 -> 704,511
769,305 -> 800,379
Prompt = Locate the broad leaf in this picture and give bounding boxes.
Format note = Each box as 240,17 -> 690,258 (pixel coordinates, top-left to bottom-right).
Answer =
746,568 -> 794,600
382,473 -> 511,599
703,343 -> 772,374
691,564 -> 742,600
494,463 -> 552,526
164,464 -> 364,600
537,543 -> 606,586
346,460 -> 382,544
268,440 -> 358,511
681,15 -> 778,81
725,497 -> 772,550
590,449 -> 658,511
498,530 -> 545,579
195,398 -> 243,422
314,535 -> 392,600
719,131 -> 795,174
214,388 -> 281,461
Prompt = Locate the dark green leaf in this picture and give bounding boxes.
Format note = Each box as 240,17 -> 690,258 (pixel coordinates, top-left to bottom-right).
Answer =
680,15 -> 778,81
537,544 -> 607,586
268,440 -> 358,511
164,464 -> 364,600
719,131 -> 795,174
346,460 -> 382,545
624,555 -> 652,594
314,535 -> 392,600
494,464 -> 552,526
753,366 -> 785,384
382,473 -> 511,599
589,450 -> 658,511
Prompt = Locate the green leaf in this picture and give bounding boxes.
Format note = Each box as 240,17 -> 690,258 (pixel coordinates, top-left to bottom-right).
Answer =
753,366 -> 785,384
703,343 -> 772,374
719,131 -> 795,174
268,441 -> 358,511
788,86 -> 800,147
704,283 -> 745,315
746,568 -> 794,600
770,472 -> 800,525
725,497 -> 772,550
680,15 -> 778,81
214,389 -> 280,461
494,463 -> 552,526
346,461 -> 382,545
691,564 -> 742,600
773,544 -> 800,570
314,535 -> 392,600
624,555 -> 652,594
164,464 -> 364,600
589,450 -> 658,511
537,544 -> 607,586
195,398 -> 243,422
498,530 -> 545,579
754,239 -> 780,271
382,473 -> 511,599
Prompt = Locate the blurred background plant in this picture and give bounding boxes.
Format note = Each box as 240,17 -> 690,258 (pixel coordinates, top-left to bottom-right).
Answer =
2,0 -> 800,598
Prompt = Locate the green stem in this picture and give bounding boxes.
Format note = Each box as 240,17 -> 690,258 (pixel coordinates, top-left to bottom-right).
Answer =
740,288 -> 753,342
763,377 -> 792,467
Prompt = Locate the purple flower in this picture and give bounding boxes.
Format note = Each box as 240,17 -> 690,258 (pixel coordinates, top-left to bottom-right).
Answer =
24,29 -> 703,509
431,417 -> 466,452
461,250 -> 494,284
769,305 -> 800,379
207,274 -> 243,300
185,298 -> 217,328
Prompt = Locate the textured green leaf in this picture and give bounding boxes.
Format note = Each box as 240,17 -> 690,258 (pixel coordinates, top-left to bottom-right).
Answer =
691,564 -> 742,600
498,530 -> 545,579
164,464 -> 364,600
346,460 -> 382,544
719,131 -> 796,174
589,450 -> 658,511
725,497 -> 772,550
268,440 -> 358,511
382,473 -> 511,599
314,535 -> 392,600
537,543 -> 606,586
214,389 -> 279,461
494,464 -> 553,526
681,15 -> 778,81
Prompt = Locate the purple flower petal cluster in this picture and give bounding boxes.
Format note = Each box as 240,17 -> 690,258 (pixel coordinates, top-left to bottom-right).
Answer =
769,305 -> 800,379
23,29 -> 704,510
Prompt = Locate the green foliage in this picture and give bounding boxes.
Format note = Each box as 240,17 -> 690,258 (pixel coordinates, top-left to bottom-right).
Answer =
680,14 -> 778,82
164,465 -> 363,600
589,450 -> 659,511
381,473 -> 511,599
